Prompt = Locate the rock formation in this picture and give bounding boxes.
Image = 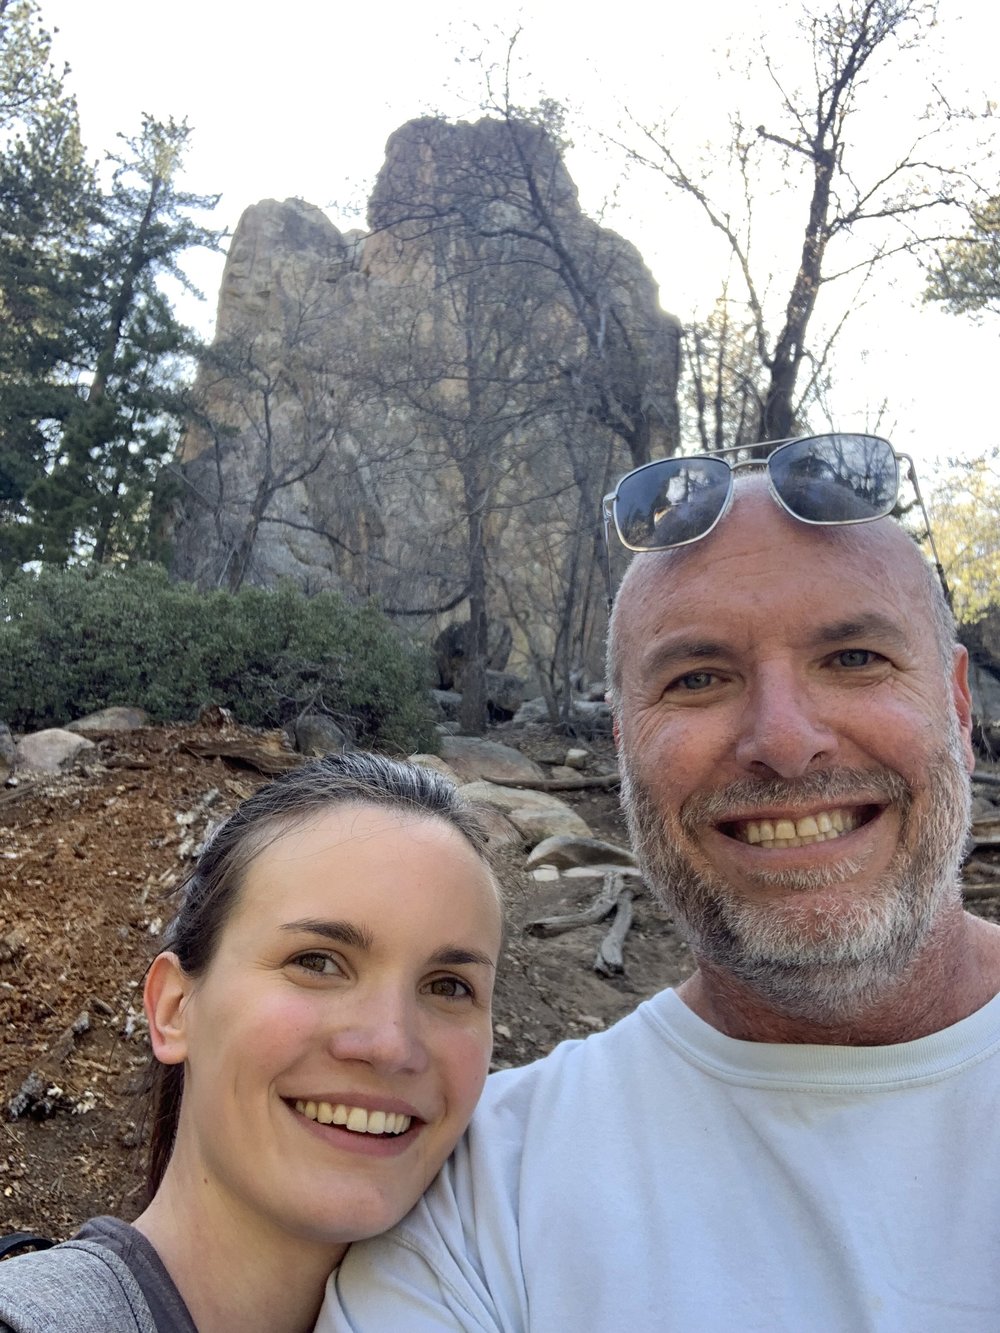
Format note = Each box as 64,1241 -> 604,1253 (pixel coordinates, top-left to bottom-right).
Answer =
167,116 -> 681,680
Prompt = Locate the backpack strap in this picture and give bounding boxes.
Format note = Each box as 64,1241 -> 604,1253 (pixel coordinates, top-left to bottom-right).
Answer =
0,1233 -> 55,1261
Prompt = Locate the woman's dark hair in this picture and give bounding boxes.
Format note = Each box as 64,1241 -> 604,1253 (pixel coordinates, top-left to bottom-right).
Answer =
144,751 -> 495,1196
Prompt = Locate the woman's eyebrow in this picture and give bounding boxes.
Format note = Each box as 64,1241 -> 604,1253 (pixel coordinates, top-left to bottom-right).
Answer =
432,947 -> 496,969
279,922 -> 495,969
280,919 -> 373,950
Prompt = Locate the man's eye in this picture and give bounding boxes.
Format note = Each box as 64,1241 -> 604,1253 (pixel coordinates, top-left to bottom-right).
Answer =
425,976 -> 474,1000
834,649 -> 881,668
670,670 -> 717,691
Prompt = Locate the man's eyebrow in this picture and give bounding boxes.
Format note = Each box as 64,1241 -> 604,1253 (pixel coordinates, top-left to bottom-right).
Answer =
280,919 -> 373,951
640,639 -> 732,677
810,615 -> 910,648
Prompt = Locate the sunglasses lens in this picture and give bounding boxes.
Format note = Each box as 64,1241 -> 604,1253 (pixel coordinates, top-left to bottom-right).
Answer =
614,457 -> 731,550
769,434 -> 899,523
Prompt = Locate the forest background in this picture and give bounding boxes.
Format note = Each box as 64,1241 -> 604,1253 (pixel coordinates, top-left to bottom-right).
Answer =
3,0 -> 1000,741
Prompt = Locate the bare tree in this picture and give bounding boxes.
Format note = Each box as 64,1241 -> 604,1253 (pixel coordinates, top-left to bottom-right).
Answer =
622,0 -> 987,443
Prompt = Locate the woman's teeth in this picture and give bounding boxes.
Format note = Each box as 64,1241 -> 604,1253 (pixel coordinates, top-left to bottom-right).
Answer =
293,1100 -> 412,1135
736,808 -> 861,848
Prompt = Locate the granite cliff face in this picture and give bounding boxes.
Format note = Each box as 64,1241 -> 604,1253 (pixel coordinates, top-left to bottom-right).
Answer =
167,117 -> 680,678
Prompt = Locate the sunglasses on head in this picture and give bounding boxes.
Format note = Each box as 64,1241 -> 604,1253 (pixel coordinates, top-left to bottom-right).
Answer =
602,432 -> 948,606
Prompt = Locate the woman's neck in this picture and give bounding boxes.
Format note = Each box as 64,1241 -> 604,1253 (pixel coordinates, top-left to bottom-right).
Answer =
133,1171 -> 346,1333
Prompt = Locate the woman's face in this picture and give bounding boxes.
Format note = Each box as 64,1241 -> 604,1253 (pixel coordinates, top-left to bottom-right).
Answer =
147,803 -> 502,1254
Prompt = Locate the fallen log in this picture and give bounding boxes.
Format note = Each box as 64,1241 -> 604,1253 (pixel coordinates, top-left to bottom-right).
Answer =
181,741 -> 302,777
962,879 -> 1000,900
0,780 -> 42,813
594,888 -> 634,976
525,872 -> 622,937
497,772 -> 620,792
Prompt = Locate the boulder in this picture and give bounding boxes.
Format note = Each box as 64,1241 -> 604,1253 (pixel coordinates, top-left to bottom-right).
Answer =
65,706 -> 149,733
408,754 -> 461,783
485,670 -> 526,722
457,779 -> 579,818
16,729 -> 96,774
0,722 -> 15,783
526,834 -> 637,871
293,713 -> 350,757
513,696 -> 551,725
507,805 -> 592,842
429,689 -> 463,721
466,804 -> 525,851
455,780 -> 594,841
439,737 -> 545,785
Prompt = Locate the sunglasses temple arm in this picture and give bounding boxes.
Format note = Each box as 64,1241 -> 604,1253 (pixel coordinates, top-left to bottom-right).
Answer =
601,502 -> 614,616
904,458 -> 953,611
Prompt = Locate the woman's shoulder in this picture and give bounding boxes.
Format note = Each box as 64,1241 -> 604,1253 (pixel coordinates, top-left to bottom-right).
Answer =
0,1224 -> 157,1333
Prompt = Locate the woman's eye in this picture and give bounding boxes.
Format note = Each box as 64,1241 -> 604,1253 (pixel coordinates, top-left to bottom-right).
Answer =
425,976 -> 474,1000
292,951 -> 342,976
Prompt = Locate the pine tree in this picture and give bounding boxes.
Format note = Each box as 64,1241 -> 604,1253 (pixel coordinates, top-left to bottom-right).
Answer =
35,115 -> 222,564
0,0 -> 97,566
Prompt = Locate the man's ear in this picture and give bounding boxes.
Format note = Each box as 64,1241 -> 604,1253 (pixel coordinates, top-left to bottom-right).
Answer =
144,952 -> 193,1066
951,645 -> 976,775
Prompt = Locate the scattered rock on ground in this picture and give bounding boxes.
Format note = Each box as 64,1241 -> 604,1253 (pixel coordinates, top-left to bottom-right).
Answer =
439,736 -> 545,784
15,729 -> 96,774
292,712 -> 351,756
430,689 -> 463,721
507,805 -> 593,842
0,722 -> 16,782
408,754 -> 461,782
65,706 -> 149,733
526,834 -> 637,871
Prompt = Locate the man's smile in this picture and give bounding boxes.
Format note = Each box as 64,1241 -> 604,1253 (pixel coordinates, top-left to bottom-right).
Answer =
719,805 -> 881,848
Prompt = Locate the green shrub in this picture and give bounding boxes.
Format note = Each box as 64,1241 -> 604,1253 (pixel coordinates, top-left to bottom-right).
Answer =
0,566 -> 437,753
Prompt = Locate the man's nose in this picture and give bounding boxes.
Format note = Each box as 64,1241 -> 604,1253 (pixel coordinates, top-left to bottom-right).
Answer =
732,669 -> 838,779
325,987 -> 430,1076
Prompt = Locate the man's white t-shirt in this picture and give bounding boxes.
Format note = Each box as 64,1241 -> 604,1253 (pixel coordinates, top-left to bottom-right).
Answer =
319,987 -> 1000,1332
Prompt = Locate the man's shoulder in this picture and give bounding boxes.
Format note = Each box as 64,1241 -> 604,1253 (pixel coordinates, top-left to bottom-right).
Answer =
467,985 -> 679,1149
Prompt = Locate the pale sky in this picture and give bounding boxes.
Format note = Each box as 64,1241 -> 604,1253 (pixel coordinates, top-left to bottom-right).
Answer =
39,0 -> 1000,478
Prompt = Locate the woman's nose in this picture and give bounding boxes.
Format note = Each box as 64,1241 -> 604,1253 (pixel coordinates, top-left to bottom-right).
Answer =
325,988 -> 430,1076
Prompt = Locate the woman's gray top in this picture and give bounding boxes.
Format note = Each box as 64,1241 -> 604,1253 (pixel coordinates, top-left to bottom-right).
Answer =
0,1216 -> 197,1332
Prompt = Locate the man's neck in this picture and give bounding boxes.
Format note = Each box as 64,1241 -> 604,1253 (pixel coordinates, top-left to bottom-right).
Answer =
676,909 -> 1000,1045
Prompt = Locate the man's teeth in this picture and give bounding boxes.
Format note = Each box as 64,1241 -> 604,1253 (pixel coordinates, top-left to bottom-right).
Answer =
293,1100 -> 412,1135
738,809 -> 861,848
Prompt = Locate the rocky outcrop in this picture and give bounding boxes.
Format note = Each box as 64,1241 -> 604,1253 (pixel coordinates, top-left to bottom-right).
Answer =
166,116 -> 680,680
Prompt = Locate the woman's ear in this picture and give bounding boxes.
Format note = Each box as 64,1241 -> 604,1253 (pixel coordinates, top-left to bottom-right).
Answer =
144,952 -> 193,1066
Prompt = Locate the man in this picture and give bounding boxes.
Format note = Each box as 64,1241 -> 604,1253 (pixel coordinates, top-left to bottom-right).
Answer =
319,439 -> 1000,1332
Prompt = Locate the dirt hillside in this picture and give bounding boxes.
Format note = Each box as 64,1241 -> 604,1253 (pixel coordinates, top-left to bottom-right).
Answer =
0,722 -> 691,1239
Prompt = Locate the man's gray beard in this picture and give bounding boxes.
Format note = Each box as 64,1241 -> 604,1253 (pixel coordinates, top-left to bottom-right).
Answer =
621,736 -> 972,1022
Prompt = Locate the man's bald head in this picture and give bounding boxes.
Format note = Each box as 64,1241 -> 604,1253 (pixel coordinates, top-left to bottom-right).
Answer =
606,474 -> 956,716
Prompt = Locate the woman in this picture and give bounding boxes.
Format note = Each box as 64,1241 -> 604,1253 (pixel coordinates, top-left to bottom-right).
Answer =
0,752 -> 503,1333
